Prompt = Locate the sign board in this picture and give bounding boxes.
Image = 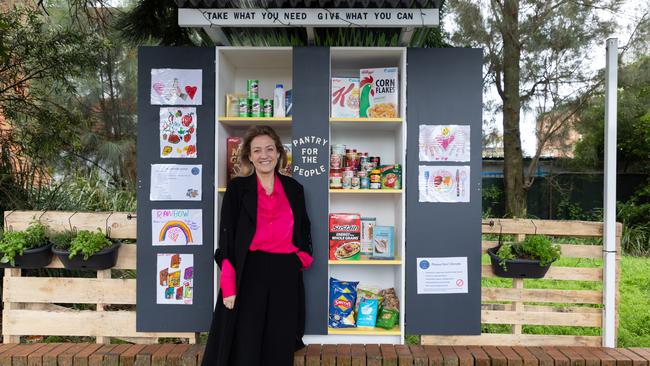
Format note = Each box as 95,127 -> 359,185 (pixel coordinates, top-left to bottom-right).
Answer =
178,8 -> 439,28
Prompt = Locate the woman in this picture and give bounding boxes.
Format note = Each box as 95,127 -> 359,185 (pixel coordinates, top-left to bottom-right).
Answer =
201,125 -> 313,366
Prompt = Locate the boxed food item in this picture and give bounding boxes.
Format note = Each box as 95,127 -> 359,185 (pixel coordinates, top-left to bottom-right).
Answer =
329,213 -> 361,260
371,226 -> 394,259
279,143 -> 292,176
359,67 -> 399,118
329,277 -> 358,328
226,137 -> 243,181
331,77 -> 360,118
360,217 -> 376,255
285,89 -> 293,116
380,164 -> 401,189
225,93 -> 246,117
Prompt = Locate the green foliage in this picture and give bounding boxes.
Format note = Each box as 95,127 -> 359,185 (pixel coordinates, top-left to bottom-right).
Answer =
0,221 -> 49,265
495,235 -> 561,271
50,230 -> 76,250
67,229 -> 112,260
617,182 -> 650,255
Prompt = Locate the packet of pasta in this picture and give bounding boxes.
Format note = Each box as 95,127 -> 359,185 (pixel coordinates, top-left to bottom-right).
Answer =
359,67 -> 399,118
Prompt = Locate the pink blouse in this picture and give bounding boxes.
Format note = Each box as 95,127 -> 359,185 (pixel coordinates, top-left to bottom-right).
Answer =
220,174 -> 313,297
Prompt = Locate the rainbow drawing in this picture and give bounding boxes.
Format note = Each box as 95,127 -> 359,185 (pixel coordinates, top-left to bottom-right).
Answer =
159,221 -> 193,244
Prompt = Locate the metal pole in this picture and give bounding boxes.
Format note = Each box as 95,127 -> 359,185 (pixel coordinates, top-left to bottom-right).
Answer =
602,38 -> 618,348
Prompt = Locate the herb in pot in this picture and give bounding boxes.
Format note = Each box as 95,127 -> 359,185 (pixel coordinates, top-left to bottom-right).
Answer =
68,229 -> 112,260
495,235 -> 561,271
0,221 -> 49,266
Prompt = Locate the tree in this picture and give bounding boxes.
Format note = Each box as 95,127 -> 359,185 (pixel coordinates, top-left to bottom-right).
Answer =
448,0 -> 619,217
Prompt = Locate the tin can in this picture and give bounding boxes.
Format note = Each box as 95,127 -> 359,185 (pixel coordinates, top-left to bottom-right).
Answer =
263,99 -> 273,117
343,167 -> 354,179
346,150 -> 357,169
360,176 -> 370,189
332,144 -> 346,155
351,175 -> 360,189
342,176 -> 352,189
330,170 -> 342,189
370,182 -> 382,189
370,156 -> 381,168
330,153 -> 343,169
238,98 -> 250,117
370,169 -> 382,190
247,79 -> 259,99
250,98 -> 263,117
359,155 -> 370,171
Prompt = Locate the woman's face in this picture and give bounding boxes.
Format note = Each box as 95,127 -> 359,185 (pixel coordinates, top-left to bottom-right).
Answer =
250,135 -> 279,175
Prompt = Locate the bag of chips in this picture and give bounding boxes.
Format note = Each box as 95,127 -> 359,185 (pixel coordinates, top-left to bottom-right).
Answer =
328,278 -> 358,328
356,298 -> 379,327
379,287 -> 400,311
375,308 -> 399,329
355,285 -> 382,315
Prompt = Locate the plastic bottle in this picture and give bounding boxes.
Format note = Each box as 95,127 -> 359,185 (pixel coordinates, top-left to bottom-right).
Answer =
273,84 -> 285,117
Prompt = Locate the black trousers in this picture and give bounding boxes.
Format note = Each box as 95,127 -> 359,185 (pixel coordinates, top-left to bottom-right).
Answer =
230,251 -> 301,366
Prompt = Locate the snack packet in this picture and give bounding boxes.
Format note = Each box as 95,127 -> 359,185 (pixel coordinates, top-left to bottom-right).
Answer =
328,278 -> 358,328
375,308 -> 399,329
356,298 -> 379,327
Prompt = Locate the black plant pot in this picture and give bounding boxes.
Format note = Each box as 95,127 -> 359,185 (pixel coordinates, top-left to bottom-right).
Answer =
0,243 -> 53,268
52,241 -> 121,270
487,246 -> 554,279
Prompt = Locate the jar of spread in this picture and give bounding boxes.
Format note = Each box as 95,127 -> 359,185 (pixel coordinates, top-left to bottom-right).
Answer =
370,169 -> 382,189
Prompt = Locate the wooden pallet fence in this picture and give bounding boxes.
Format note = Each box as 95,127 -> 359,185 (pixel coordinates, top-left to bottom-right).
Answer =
2,211 -> 198,344
421,219 -> 621,347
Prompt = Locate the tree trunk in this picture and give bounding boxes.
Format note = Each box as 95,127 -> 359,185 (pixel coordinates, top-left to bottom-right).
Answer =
501,0 -> 526,217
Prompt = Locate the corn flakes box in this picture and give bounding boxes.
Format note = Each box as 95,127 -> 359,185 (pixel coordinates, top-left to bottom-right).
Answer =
359,67 -> 399,118
331,77 -> 359,118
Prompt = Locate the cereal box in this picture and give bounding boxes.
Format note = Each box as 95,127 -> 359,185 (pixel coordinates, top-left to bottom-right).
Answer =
359,67 -> 399,118
226,137 -> 242,181
380,165 -> 401,189
331,77 -> 360,118
371,226 -> 395,259
360,217 -> 376,255
329,213 -> 361,260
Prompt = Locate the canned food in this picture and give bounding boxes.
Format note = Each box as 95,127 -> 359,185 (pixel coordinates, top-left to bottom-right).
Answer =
247,79 -> 259,99
330,170 -> 342,189
351,176 -> 360,189
371,156 -> 381,167
342,176 -> 352,189
370,182 -> 382,189
238,98 -> 250,117
332,144 -> 346,155
250,98 -> 262,117
370,169 -> 382,189
360,176 -> 370,189
343,167 -> 354,179
263,99 -> 273,117
346,150 -> 357,169
330,154 -> 343,169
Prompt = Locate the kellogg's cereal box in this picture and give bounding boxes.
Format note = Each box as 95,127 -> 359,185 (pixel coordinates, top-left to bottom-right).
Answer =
226,137 -> 242,181
331,77 -> 360,118
329,213 -> 361,260
360,67 -> 399,118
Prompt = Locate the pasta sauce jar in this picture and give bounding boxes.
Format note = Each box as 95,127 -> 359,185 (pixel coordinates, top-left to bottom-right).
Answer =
369,169 -> 382,189
330,169 -> 342,189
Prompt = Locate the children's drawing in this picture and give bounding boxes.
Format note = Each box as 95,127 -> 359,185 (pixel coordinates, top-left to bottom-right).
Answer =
419,165 -> 470,203
151,69 -> 202,105
419,125 -> 470,162
156,253 -> 193,305
151,209 -> 202,246
160,107 -> 197,158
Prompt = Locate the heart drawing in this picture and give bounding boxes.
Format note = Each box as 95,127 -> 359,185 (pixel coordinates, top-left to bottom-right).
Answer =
185,85 -> 198,100
438,135 -> 455,150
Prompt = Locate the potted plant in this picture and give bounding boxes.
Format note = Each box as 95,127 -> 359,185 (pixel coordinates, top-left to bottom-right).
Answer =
0,221 -> 53,268
51,229 -> 121,270
487,235 -> 561,278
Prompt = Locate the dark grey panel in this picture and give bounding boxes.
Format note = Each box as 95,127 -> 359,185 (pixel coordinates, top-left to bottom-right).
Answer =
176,0 -> 441,8
136,47 -> 215,332
292,47 -> 330,335
405,48 -> 482,335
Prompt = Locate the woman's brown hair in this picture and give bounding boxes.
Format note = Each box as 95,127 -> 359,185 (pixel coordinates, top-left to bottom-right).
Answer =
236,125 -> 288,177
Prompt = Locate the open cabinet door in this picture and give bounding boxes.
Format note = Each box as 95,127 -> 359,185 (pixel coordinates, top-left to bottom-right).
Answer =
405,48 -> 483,335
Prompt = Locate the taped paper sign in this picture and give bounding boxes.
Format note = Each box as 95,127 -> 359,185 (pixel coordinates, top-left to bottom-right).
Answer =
160,107 -> 197,158
151,69 -> 202,105
157,253 -> 194,305
151,209 -> 202,246
150,164 -> 202,201
419,165 -> 470,203
419,125 -> 470,162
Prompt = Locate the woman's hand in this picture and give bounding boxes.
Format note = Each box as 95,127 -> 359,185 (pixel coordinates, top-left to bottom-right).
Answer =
223,295 -> 236,309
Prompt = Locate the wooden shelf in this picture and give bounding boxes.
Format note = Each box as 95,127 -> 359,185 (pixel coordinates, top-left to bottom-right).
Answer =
219,117 -> 292,128
328,326 -> 401,336
330,189 -> 402,194
330,118 -> 402,131
330,117 -> 402,123
329,257 -> 401,265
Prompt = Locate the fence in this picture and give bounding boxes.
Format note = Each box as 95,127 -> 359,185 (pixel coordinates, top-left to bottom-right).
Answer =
2,211 -> 199,344
2,212 -> 620,346
422,218 -> 621,347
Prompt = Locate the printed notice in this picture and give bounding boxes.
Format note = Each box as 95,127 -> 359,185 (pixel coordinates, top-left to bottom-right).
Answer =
150,164 -> 202,201
417,257 -> 468,294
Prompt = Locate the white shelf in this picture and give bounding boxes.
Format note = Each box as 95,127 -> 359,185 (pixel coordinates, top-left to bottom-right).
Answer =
328,326 -> 400,336
330,118 -> 402,131
329,257 -> 401,265
219,116 -> 292,128
329,189 -> 402,194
